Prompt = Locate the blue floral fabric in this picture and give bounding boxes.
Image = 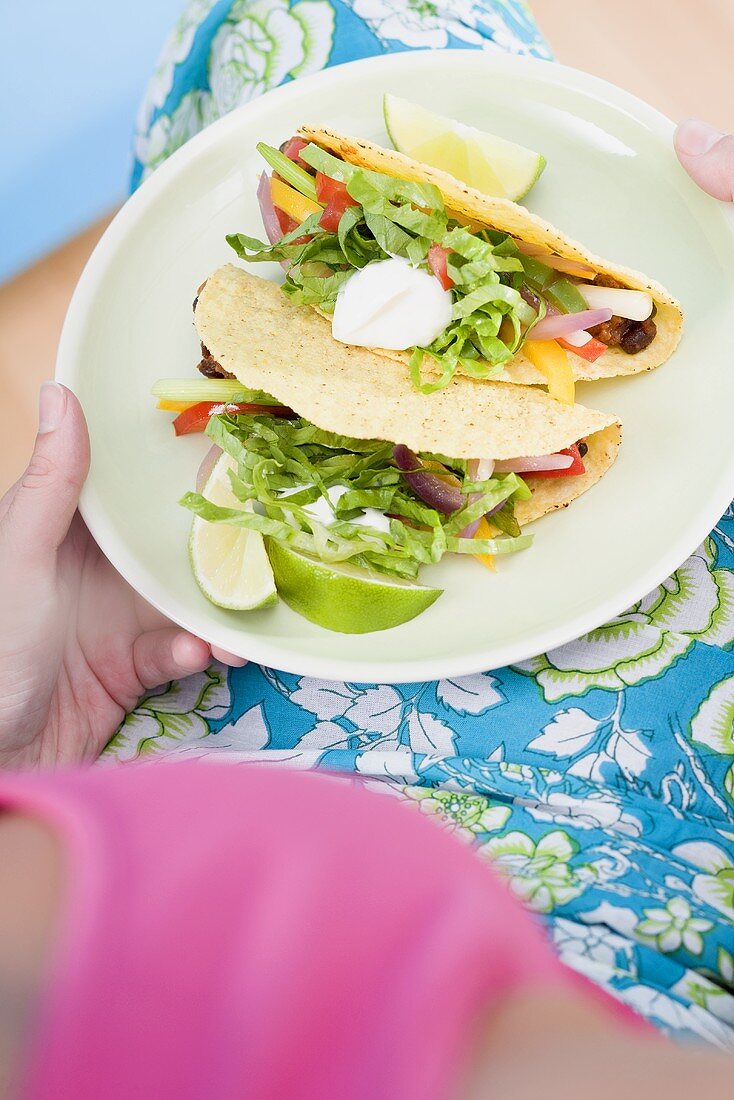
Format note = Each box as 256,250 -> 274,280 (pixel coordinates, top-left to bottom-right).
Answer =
124,0 -> 734,1045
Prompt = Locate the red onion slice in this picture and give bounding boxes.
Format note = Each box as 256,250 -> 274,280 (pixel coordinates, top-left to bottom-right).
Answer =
459,457 -> 499,537
393,445 -> 464,514
530,308 -> 612,341
459,518 -> 482,539
196,444 -> 222,493
561,328 -> 593,348
394,448 -> 515,533
256,173 -> 289,271
468,458 -> 496,481
495,454 -> 574,474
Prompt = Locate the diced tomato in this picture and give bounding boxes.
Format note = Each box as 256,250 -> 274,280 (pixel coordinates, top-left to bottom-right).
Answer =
315,172 -> 359,232
274,203 -> 312,247
427,244 -> 454,291
529,443 -> 586,479
280,136 -> 310,170
275,207 -> 300,236
556,336 -> 608,363
173,401 -> 297,436
314,172 -> 353,205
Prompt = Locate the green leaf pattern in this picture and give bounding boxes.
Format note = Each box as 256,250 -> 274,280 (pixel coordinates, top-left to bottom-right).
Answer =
105,666 -> 233,761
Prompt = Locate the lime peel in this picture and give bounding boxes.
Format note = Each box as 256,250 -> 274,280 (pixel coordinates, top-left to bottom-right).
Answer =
267,540 -> 442,634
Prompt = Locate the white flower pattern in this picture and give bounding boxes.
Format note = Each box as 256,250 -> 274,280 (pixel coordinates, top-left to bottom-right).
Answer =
346,0 -> 484,49
637,897 -> 713,956
210,0 -> 332,113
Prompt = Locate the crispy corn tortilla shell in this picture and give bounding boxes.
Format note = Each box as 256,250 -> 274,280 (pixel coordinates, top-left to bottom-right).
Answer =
195,266 -> 620,524
298,125 -> 683,384
515,424 -> 621,525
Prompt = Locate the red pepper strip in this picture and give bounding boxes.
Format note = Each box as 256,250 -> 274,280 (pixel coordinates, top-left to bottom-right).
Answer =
315,172 -> 360,232
173,401 -> 297,436
528,444 -> 586,479
556,336 -> 608,363
427,244 -> 454,290
281,136 -> 311,170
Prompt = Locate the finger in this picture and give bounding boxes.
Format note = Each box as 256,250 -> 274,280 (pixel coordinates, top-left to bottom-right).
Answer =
2,384 -> 90,562
133,629 -> 212,690
674,119 -> 734,202
133,590 -> 247,666
210,645 -> 248,667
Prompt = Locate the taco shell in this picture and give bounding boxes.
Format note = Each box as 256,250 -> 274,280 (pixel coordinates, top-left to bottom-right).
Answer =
298,125 -> 683,385
195,265 -> 620,522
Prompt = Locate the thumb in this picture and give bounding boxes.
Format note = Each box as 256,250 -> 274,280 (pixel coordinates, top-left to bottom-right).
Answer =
1,383 -> 90,561
674,119 -> 734,202
133,629 -> 213,690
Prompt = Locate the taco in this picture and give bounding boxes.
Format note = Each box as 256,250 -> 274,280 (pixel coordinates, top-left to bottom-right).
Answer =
226,126 -> 682,399
151,265 -> 621,631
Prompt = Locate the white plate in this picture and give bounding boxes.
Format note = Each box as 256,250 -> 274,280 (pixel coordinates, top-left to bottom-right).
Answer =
56,50 -> 734,684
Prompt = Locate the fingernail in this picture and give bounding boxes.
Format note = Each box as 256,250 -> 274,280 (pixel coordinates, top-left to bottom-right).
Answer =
38,382 -> 66,434
172,633 -> 210,672
676,119 -> 724,157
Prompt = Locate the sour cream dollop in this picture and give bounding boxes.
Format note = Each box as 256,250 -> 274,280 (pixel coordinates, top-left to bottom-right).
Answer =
280,484 -> 391,534
331,256 -> 453,351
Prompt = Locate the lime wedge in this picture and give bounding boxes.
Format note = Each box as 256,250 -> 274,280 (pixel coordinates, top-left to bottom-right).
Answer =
267,540 -> 442,634
383,94 -> 546,202
190,453 -> 277,610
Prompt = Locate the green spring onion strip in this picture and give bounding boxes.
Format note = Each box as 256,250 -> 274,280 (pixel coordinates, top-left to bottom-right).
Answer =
256,142 -> 319,201
151,378 -> 282,405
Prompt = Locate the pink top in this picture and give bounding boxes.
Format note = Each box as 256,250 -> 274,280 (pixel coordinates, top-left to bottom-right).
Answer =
0,763 -> 643,1099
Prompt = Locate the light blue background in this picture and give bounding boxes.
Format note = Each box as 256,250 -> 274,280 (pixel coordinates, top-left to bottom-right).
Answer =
0,0 -> 184,282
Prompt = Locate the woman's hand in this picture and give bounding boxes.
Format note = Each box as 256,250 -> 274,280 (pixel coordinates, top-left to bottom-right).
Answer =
675,118 -> 734,200
0,383 -> 245,768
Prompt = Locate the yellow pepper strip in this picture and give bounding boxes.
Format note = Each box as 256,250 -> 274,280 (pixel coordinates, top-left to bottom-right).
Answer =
270,177 -> 323,224
524,339 -> 575,406
473,517 -> 496,572
157,399 -> 196,413
423,458 -> 463,490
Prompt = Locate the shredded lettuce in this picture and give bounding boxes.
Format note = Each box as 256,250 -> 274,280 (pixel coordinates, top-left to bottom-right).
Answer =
227,144 -> 549,390
180,413 -> 532,580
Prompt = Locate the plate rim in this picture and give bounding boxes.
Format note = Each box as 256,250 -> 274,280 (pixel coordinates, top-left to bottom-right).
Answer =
56,48 -> 734,683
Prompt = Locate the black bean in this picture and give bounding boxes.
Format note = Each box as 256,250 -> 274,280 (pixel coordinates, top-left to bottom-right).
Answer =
620,318 -> 657,354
